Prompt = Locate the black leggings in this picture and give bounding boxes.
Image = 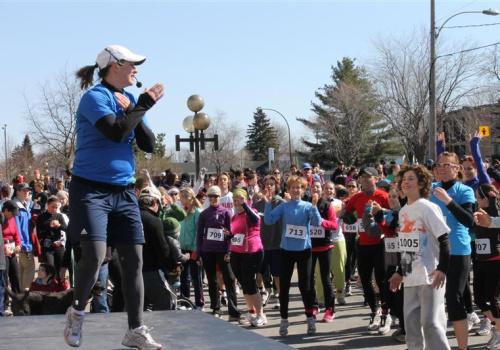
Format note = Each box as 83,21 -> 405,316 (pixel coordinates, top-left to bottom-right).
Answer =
230,251 -> 263,296
446,254 -> 470,321
357,243 -> 385,313
202,251 -> 240,317
384,265 -> 405,330
5,255 -> 21,293
344,233 -> 357,283
279,249 -> 315,319
311,248 -> 335,310
73,241 -> 144,329
42,246 -> 65,280
473,259 -> 500,318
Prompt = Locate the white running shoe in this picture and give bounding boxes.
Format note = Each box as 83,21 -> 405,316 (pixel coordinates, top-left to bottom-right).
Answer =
378,314 -> 392,334
307,316 -> 316,335
239,312 -> 256,325
488,328 -> 500,349
468,312 -> 481,331
477,317 -> 493,336
368,311 -> 382,331
251,314 -> 268,327
64,307 -> 85,347
122,325 -> 162,350
279,319 -> 289,336
260,290 -> 270,307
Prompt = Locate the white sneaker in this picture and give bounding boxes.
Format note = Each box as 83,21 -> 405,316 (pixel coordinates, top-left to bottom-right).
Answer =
251,314 -> 267,327
64,307 -> 85,347
378,314 -> 392,334
122,325 -> 162,350
468,312 -> 481,331
488,328 -> 500,349
273,299 -> 280,310
235,284 -> 241,295
477,317 -> 493,336
239,312 -> 256,325
260,290 -> 270,307
279,319 -> 289,336
307,316 -> 316,335
368,311 -> 382,331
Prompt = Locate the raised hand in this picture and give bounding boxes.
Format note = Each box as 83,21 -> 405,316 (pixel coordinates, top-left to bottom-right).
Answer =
114,92 -> 131,110
145,83 -> 165,102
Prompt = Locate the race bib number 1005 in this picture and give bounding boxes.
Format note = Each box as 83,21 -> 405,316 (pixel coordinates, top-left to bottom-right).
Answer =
398,232 -> 419,253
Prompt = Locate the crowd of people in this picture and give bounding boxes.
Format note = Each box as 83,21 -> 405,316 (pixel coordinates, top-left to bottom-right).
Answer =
3,44 -> 500,350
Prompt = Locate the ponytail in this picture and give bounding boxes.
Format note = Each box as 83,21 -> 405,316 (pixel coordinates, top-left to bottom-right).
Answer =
75,64 -> 98,90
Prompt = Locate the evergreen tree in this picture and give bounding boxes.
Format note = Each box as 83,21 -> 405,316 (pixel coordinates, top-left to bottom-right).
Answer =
9,134 -> 35,176
246,109 -> 278,161
297,57 -> 402,167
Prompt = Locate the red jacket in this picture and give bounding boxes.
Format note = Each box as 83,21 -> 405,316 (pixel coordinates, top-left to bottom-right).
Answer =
29,279 -> 69,292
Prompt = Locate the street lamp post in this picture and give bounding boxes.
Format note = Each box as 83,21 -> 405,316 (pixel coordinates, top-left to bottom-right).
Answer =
175,95 -> 219,177
429,0 -> 499,160
2,124 -> 7,181
258,107 -> 293,168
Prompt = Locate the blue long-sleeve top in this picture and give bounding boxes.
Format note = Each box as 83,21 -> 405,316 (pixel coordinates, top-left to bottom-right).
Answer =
464,136 -> 491,192
196,205 -> 232,257
264,199 -> 322,251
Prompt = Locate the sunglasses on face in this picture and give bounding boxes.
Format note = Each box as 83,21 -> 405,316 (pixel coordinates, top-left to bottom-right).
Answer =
436,162 -> 457,168
347,185 -> 357,188
208,195 -> 220,199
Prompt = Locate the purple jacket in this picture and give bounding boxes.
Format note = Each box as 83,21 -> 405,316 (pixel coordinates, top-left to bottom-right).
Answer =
196,205 -> 232,257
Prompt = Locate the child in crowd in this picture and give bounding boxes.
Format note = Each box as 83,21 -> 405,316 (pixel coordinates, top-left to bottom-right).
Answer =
29,262 -> 69,292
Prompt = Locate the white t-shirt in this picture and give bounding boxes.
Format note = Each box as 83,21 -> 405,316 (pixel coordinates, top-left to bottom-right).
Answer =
398,198 -> 450,287
329,198 -> 345,242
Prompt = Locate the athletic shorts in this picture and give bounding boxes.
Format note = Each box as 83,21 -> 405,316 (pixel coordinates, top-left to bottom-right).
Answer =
68,177 -> 144,245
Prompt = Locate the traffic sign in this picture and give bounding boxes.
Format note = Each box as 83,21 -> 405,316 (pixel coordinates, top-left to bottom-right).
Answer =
480,126 -> 490,137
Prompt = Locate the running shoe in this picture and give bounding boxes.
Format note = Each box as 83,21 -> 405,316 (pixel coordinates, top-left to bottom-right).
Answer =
196,306 -> 205,312
378,314 -> 392,334
235,284 -> 241,295
64,307 -> 84,347
477,317 -> 493,336
279,319 -> 289,336
251,314 -> 267,327
337,298 -> 346,306
260,290 -> 270,307
368,311 -> 382,331
228,313 -> 242,322
307,316 -> 317,334
239,312 -> 256,325
220,292 -> 227,306
212,310 -> 222,318
122,325 -> 162,350
345,284 -> 352,296
488,328 -> 500,349
391,327 -> 406,343
468,312 -> 481,331
274,299 -> 280,310
322,307 -> 336,323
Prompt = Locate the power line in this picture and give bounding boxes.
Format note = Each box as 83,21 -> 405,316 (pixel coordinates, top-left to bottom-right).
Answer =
441,22 -> 500,29
437,42 -> 500,59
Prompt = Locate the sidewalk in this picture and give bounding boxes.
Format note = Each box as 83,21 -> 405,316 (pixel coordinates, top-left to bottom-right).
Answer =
213,271 -> 490,349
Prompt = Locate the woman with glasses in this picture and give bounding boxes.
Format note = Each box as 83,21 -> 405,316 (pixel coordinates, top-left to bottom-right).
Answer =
229,189 -> 266,326
431,152 -> 475,350
196,185 -> 241,320
343,179 -> 359,295
263,175 -> 322,336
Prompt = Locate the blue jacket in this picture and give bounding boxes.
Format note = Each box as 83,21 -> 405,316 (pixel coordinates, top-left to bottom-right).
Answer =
264,199 -> 321,251
13,198 -> 32,252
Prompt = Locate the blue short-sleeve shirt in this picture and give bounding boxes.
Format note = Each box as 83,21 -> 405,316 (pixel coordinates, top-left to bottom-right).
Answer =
72,84 -> 151,185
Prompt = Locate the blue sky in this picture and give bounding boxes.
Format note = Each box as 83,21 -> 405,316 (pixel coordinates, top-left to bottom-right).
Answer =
1,0 -> 499,154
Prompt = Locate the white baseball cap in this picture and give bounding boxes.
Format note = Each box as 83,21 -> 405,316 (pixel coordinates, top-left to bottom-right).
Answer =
95,45 -> 146,69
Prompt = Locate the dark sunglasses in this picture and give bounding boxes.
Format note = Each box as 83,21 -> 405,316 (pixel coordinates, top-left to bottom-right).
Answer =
347,185 -> 357,188
208,194 -> 220,198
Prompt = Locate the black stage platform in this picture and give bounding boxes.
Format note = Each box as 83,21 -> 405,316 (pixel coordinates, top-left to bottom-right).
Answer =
0,310 -> 292,349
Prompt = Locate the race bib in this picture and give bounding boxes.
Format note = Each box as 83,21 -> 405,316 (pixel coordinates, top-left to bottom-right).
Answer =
343,222 -> 358,233
384,237 -> 399,253
398,232 -> 420,253
231,233 -> 245,246
357,219 -> 365,233
206,228 -> 224,242
285,224 -> 307,240
4,242 -> 15,254
475,238 -> 492,255
310,226 -> 325,238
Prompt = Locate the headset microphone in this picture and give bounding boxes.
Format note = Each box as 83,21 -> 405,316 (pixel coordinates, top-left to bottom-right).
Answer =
134,76 -> 143,88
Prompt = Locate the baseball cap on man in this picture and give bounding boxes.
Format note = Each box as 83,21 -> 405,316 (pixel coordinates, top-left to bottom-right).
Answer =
95,45 -> 146,69
358,167 -> 379,177
301,163 -> 312,170
139,186 -> 162,202
377,179 -> 391,189
2,200 -> 20,216
16,183 -> 32,191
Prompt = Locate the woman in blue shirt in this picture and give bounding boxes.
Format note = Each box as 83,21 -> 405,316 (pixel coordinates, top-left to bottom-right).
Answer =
263,175 -> 322,337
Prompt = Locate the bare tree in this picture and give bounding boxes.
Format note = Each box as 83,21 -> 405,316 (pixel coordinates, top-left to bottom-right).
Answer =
23,66 -> 82,165
200,109 -> 244,173
370,27 -> 485,162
